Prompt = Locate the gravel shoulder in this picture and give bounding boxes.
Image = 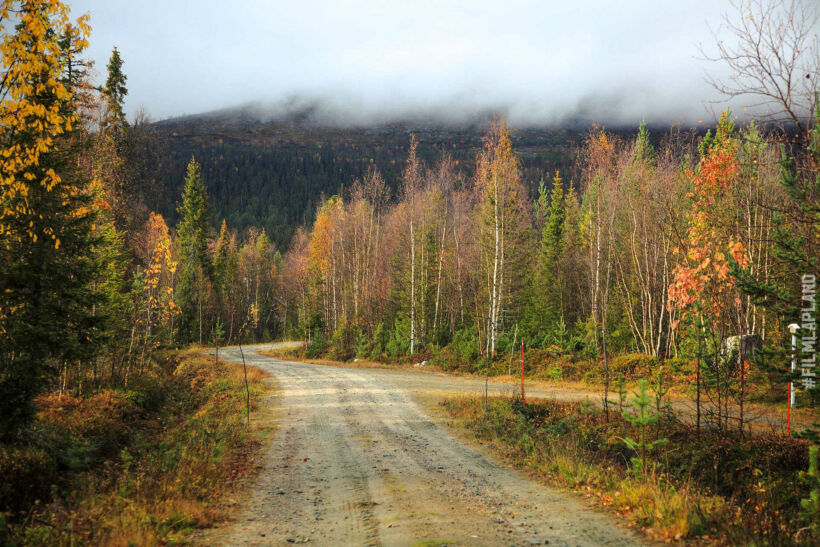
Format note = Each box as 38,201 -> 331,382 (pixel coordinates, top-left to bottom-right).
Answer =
193,343 -> 646,546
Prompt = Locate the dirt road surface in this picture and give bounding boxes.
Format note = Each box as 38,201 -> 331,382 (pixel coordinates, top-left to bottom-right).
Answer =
194,343 -> 645,546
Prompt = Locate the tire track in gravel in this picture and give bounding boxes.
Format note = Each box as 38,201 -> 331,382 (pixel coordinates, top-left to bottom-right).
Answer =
192,343 -> 648,547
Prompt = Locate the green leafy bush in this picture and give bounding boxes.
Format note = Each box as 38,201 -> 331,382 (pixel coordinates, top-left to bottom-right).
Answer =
368,322 -> 387,360
385,314 -> 411,359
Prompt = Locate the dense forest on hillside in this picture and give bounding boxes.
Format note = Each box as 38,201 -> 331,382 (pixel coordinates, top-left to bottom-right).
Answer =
1,0 -> 819,543
129,114 -> 596,246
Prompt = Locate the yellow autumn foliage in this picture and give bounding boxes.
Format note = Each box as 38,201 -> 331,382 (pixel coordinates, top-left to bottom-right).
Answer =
0,0 -> 89,245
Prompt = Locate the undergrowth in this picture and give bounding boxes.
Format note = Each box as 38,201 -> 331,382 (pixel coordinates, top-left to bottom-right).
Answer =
442,396 -> 810,544
283,337 -> 803,413
0,349 -> 270,546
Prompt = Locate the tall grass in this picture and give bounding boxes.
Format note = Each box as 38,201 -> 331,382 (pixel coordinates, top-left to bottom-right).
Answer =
0,349 -> 271,545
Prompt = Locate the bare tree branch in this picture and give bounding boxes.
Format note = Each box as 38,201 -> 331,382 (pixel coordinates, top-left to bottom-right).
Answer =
699,0 -> 819,140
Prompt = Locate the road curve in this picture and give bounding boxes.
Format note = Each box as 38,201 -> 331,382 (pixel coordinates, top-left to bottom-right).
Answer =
196,343 -> 646,547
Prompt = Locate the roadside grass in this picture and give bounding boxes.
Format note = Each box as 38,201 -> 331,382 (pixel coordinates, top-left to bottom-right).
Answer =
441,396 -> 810,544
0,348 -> 271,545
262,346 -> 820,431
268,341 -> 710,389
264,343 -> 302,360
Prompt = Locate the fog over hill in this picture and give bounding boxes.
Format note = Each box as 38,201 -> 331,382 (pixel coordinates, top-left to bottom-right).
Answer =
158,94 -> 700,132
73,0 -> 750,126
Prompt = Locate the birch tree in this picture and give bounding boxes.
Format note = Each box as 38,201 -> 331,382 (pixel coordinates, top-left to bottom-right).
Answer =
475,121 -> 528,356
402,135 -> 423,354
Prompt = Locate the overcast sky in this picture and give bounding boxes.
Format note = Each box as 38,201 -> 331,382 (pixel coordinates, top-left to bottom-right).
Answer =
69,0 -> 750,126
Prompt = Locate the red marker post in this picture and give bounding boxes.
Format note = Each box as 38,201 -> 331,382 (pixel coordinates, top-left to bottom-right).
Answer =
521,339 -> 525,405
787,388 -> 791,436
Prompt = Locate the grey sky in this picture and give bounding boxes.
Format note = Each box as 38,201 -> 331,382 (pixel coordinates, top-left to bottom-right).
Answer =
71,0 -> 741,126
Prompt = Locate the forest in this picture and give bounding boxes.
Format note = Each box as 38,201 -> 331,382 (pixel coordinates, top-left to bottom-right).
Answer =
277,113 -> 817,422
1,0 -> 819,544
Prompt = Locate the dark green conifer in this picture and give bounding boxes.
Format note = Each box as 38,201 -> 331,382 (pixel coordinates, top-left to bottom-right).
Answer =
101,46 -> 128,135
176,157 -> 212,344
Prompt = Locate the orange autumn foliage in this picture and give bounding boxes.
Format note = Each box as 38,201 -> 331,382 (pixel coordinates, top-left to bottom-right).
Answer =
668,113 -> 748,321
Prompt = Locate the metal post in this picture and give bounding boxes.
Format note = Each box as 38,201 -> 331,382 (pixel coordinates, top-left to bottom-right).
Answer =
520,339 -> 525,405
788,323 -> 800,435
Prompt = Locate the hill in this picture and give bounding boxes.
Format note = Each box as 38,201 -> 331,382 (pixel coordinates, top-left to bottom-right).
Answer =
128,110 -> 598,247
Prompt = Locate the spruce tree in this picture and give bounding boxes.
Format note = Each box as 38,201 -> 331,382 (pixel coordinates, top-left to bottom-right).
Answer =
633,119 -> 656,165
87,49 -> 133,377
101,46 -> 128,136
540,172 -> 566,334
622,379 -> 667,477
95,47 -> 135,235
213,219 -> 231,293
212,219 -> 233,340
542,175 -> 565,267
0,3 -> 101,440
176,157 -> 212,344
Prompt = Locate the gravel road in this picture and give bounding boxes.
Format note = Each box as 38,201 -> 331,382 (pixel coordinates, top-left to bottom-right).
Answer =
195,343 -> 645,547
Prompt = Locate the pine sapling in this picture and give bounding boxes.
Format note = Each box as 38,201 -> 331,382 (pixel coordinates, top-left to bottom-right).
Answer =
652,371 -> 672,436
622,379 -> 667,477
579,396 -> 593,415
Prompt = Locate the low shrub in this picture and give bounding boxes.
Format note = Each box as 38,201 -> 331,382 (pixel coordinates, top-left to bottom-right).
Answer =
610,353 -> 660,379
